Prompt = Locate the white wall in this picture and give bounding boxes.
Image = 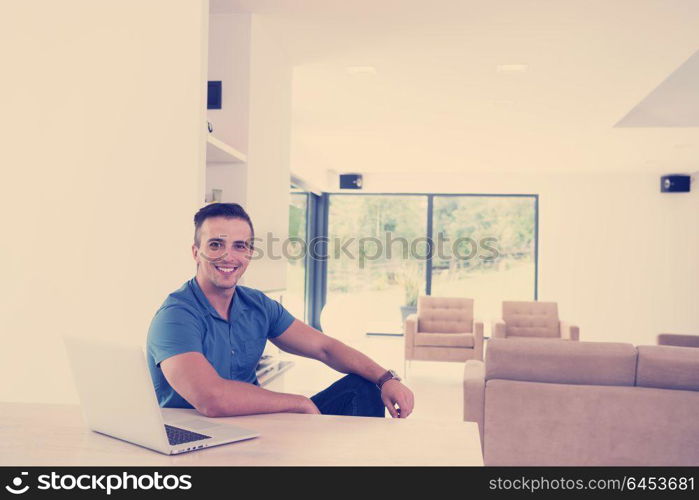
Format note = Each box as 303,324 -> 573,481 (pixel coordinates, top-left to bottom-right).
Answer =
244,16 -> 292,292
345,171 -> 699,346
208,13 -> 250,153
0,1 -> 208,403
205,13 -> 292,292
205,13 -> 248,209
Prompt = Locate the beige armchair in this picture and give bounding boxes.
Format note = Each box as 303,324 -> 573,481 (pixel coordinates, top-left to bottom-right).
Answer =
492,301 -> 579,340
405,297 -> 484,372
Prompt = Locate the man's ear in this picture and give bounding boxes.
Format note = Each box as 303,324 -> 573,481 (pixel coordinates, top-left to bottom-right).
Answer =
192,244 -> 199,260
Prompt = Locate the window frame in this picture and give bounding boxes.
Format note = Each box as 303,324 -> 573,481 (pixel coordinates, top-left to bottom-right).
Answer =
302,192 -> 539,330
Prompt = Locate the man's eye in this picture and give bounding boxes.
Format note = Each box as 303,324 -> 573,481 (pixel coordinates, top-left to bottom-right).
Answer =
234,243 -> 247,250
209,241 -> 222,250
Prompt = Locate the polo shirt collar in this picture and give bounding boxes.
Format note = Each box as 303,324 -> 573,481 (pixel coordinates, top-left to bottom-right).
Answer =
190,277 -> 248,321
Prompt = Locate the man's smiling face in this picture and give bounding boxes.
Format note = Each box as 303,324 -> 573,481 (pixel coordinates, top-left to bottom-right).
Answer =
192,216 -> 253,291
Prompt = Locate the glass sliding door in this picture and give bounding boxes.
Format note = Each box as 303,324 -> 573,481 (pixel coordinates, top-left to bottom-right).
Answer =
286,191 -> 309,321
430,195 -> 537,323
324,195 -> 427,339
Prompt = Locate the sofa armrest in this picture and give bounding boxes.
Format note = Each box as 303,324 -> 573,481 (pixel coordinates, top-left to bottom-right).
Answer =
560,320 -> 580,341
657,333 -> 699,348
473,319 -> 484,360
463,360 -> 485,451
404,313 -> 418,359
492,319 -> 507,338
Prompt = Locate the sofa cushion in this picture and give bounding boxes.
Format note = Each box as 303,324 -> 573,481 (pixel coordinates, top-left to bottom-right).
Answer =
485,338 -> 637,386
415,332 -> 474,348
636,345 -> 699,392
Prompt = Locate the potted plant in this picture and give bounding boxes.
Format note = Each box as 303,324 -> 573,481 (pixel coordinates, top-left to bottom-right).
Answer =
397,263 -> 420,324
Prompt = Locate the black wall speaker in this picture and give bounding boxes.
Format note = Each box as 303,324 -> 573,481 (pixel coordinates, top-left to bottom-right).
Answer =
339,174 -> 363,189
207,81 -> 222,109
660,175 -> 691,193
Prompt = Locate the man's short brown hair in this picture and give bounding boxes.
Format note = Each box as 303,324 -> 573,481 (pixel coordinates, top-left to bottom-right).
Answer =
193,203 -> 254,246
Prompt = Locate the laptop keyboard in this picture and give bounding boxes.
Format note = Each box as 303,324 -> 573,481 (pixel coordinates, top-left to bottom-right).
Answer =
164,424 -> 212,446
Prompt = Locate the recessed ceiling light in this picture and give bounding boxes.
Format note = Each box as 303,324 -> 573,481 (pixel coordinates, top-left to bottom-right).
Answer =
346,66 -> 377,76
496,64 -> 528,74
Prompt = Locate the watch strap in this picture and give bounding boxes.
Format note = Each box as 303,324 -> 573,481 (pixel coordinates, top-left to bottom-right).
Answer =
377,370 -> 397,389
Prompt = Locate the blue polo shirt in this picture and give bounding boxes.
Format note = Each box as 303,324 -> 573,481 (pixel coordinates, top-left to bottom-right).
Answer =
146,278 -> 295,408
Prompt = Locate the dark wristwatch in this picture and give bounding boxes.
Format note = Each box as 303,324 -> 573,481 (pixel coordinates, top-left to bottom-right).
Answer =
376,369 -> 401,390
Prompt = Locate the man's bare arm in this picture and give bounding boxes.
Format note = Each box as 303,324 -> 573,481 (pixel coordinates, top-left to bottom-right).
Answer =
270,320 -> 385,381
160,352 -> 319,417
271,320 -> 415,418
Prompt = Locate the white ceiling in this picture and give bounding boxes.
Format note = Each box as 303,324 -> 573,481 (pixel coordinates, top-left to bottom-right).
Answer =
616,49 -> 699,127
214,0 -> 699,175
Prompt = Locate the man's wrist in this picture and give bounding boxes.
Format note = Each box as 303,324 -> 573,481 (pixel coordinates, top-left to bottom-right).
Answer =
376,369 -> 401,390
380,378 -> 401,391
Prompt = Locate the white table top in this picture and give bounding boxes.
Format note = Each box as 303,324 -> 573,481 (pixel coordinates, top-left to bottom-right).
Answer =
0,402 -> 483,466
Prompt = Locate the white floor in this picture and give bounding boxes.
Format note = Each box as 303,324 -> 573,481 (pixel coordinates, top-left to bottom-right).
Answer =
279,334 -> 467,422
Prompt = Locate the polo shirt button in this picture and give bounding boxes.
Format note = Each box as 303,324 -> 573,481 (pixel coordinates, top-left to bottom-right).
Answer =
231,349 -> 235,355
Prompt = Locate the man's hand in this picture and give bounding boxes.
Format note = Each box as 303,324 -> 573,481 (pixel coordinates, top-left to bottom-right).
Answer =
380,380 -> 414,418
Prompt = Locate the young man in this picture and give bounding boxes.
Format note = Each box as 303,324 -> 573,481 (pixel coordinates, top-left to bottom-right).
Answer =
147,203 -> 414,418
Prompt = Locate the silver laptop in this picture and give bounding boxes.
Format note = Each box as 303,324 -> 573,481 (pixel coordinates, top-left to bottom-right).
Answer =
64,336 -> 259,455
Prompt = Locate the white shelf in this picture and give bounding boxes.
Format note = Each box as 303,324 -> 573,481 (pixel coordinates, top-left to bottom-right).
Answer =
257,360 -> 294,387
206,135 -> 247,163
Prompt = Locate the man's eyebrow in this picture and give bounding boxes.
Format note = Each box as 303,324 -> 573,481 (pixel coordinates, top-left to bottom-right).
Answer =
206,237 -> 250,244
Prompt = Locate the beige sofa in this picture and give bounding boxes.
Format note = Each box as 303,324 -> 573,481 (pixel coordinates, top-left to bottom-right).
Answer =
464,338 -> 699,465
405,296 -> 484,365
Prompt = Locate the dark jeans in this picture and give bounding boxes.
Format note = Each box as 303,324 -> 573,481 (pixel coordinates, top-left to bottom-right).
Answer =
310,374 -> 385,417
